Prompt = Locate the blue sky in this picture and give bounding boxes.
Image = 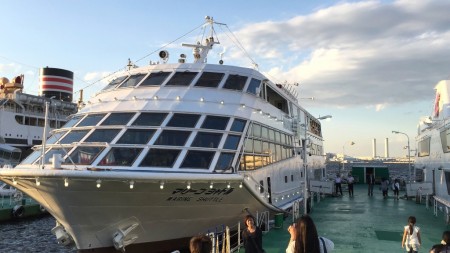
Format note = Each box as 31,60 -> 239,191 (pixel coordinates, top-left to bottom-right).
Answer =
2,0 -> 449,158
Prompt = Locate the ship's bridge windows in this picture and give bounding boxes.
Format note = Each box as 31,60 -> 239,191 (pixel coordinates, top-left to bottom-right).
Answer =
98,147 -> 143,166
117,129 -> 156,144
46,131 -> 68,145
201,116 -> 229,130
230,119 -> 247,132
84,129 -> 121,143
118,74 -> 147,88
223,135 -> 240,150
252,124 -> 262,138
180,150 -> 215,169
139,148 -> 181,167
418,137 -> 431,157
59,130 -> 89,144
76,114 -> 106,127
223,74 -> 248,91
167,113 -> 200,128
61,115 -> 82,128
194,72 -> 224,88
34,148 -> 71,165
244,139 -> 253,153
154,130 -> 191,146
165,71 -> 198,86
139,71 -> 171,86
192,132 -> 222,148
64,146 -> 105,165
102,76 -> 128,91
101,113 -> 135,126
266,85 -> 289,114
131,112 -> 168,126
246,78 -> 262,96
20,150 -> 42,165
441,129 -> 450,153
215,152 -> 235,171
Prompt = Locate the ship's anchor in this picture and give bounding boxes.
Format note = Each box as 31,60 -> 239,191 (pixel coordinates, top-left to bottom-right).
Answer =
112,223 -> 139,252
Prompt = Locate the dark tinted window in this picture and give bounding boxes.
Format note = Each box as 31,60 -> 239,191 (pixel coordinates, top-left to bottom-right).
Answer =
215,153 -> 235,171
167,114 -> 200,128
102,76 -> 128,91
194,72 -> 224,87
165,71 -> 198,86
223,74 -> 247,91
66,146 -> 104,165
230,119 -> 246,132
118,74 -> 147,88
33,148 -> 70,165
99,148 -> 143,166
77,114 -> 106,127
180,150 -> 215,169
154,130 -> 190,146
201,116 -> 229,130
246,78 -> 261,95
117,129 -> 155,144
132,113 -> 167,126
139,149 -> 181,167
62,115 -> 82,128
139,72 -> 171,86
59,130 -> 89,144
84,129 -> 120,143
46,131 -> 67,145
223,135 -> 241,150
192,132 -> 222,148
101,113 -> 135,126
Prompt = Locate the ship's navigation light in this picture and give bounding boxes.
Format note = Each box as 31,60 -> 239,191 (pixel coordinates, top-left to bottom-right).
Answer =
129,180 -> 134,189
96,179 -> 102,188
187,182 -> 191,189
160,181 -> 165,190
64,178 -> 69,187
209,182 -> 214,189
227,182 -> 231,189
13,178 -> 17,185
35,178 -> 40,186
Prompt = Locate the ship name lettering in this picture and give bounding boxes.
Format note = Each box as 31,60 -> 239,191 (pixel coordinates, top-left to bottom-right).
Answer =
196,197 -> 223,202
166,196 -> 193,201
172,188 -> 234,195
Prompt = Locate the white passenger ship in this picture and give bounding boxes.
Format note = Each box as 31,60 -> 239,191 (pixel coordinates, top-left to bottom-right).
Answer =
415,78 -> 450,205
0,17 -> 327,252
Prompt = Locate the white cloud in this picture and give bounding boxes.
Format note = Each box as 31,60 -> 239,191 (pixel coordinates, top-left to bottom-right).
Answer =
375,103 -> 387,112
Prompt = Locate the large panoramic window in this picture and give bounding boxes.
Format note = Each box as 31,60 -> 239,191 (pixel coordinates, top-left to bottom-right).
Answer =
62,115 -> 83,128
223,135 -> 241,150
76,114 -> 106,127
118,74 -> 147,88
154,130 -> 191,146
117,129 -> 155,144
246,78 -> 261,95
139,149 -> 181,167
66,146 -> 105,165
99,148 -> 143,166
223,74 -> 247,91
418,137 -> 431,157
34,148 -> 71,165
201,116 -> 229,130
194,72 -> 224,88
230,119 -> 246,132
102,76 -> 128,91
101,113 -> 135,126
215,152 -> 235,171
167,114 -> 200,128
165,71 -> 198,86
139,72 -> 171,86
59,130 -> 89,144
132,113 -> 167,126
180,150 -> 215,169
191,132 -> 222,148
84,129 -> 121,143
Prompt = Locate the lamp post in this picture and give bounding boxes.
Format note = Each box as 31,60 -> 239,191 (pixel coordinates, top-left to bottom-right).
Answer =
341,142 -> 355,174
392,130 -> 411,187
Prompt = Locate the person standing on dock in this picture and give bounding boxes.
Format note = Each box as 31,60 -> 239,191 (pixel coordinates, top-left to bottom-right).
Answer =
286,215 -> 334,253
401,216 -> 421,253
242,215 -> 264,253
347,173 -> 355,197
335,174 -> 343,196
367,172 -> 375,196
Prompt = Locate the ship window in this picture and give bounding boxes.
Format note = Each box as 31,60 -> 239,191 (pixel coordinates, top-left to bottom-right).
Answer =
252,124 -> 261,138
201,116 -> 229,130
261,127 -> 269,139
194,72 -> 224,88
77,114 -> 106,127
102,76 -> 128,91
240,155 -> 255,170
139,72 -> 171,86
275,131 -> 281,143
223,135 -> 241,150
62,115 -> 82,128
215,152 -> 235,171
59,130 -> 89,144
37,118 -> 45,127
118,74 -> 147,88
244,138 -> 253,153
34,148 -> 71,165
180,150 -> 215,169
230,119 -> 246,132
246,78 -> 261,95
276,145 -> 282,161
15,115 -> 24,124
20,150 -> 41,164
117,129 -> 155,144
165,71 -> 198,86
154,130 -> 191,146
259,180 -> 264,193
191,132 -> 222,148
254,140 -> 262,154
132,112 -> 167,126
223,74 -> 247,91
139,148 -> 181,167
99,147 -> 143,166
65,146 -> 105,165
84,129 -> 121,143
46,131 -> 67,145
441,129 -> 450,153
262,141 -> 270,155
29,117 -> 37,126
167,113 -> 200,128
445,172 -> 450,194
101,113 -> 135,126
418,137 -> 431,157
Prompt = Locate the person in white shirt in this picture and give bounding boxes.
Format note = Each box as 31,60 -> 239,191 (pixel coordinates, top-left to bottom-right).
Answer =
347,174 -> 355,197
335,174 -> 342,196
286,215 -> 334,253
401,216 -> 421,253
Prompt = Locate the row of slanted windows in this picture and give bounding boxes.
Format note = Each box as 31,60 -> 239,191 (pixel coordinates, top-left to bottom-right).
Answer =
15,115 -> 67,128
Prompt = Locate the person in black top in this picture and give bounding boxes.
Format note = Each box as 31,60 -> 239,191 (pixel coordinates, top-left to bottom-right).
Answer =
242,215 -> 264,253
430,231 -> 450,253
367,172 -> 375,196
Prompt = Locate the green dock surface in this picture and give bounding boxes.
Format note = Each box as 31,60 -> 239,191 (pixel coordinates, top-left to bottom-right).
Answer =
262,184 -> 448,253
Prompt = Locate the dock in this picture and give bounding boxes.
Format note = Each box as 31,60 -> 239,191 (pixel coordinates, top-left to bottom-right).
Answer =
261,184 -> 447,252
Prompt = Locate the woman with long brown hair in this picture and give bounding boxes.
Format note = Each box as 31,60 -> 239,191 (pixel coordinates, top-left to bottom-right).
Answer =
286,215 -> 334,253
402,216 -> 421,253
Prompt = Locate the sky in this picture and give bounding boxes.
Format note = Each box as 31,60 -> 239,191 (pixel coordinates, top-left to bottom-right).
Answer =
1,0 -> 450,158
